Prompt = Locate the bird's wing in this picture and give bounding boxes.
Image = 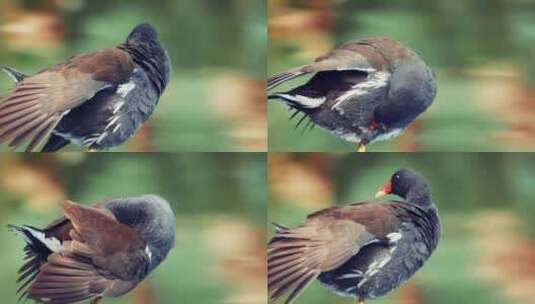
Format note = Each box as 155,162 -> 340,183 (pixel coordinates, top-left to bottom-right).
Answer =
25,200 -> 149,304
268,203 -> 404,304
269,70 -> 370,110
43,216 -> 73,240
337,202 -> 402,238
27,240 -> 115,304
11,216 -> 75,301
0,48 -> 134,151
267,43 -> 385,90
268,215 -> 379,304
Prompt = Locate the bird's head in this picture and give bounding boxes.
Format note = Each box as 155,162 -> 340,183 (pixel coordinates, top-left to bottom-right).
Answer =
375,168 -> 433,208
123,23 -> 171,95
126,23 -> 159,46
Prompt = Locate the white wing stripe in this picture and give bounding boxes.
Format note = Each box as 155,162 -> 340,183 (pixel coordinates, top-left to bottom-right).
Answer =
277,94 -> 325,108
25,228 -> 62,253
331,71 -> 390,113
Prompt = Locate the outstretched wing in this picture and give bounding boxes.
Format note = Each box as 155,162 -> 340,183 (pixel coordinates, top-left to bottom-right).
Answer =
28,240 -> 113,304
268,203 -> 403,304
268,216 -> 378,304
0,48 -> 134,151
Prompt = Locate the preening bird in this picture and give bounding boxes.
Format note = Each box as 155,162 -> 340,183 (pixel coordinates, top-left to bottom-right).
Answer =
8,195 -> 176,304
268,169 -> 441,304
268,37 -> 436,152
0,22 -> 171,152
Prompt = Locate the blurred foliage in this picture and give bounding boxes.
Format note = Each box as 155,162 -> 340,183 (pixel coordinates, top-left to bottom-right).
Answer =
0,0 -> 267,152
268,0 -> 535,152
268,153 -> 535,304
0,153 -> 267,304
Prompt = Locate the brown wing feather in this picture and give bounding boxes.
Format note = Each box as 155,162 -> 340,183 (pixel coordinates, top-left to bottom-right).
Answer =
28,241 -> 113,304
12,216 -> 76,301
23,200 -> 147,304
44,216 -> 73,241
267,61 -> 344,91
267,66 -> 310,91
0,48 -> 134,151
337,202 -> 402,237
61,200 -> 145,256
0,72 -> 103,151
268,216 -> 377,304
267,40 -> 389,91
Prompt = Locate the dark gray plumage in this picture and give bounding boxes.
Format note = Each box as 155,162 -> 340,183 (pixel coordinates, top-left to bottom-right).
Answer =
268,37 -> 437,151
268,169 -> 440,304
103,195 -> 176,274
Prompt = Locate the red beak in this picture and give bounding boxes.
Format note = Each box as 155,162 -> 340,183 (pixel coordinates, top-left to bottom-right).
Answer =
375,181 -> 392,198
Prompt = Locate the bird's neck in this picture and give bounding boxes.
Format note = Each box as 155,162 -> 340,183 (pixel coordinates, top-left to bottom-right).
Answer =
118,43 -> 170,95
398,196 -> 441,251
375,61 -> 436,128
406,189 -> 432,208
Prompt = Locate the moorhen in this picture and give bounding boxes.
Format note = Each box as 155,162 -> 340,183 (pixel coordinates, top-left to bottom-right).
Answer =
8,194 -> 175,304
268,169 -> 440,304
0,22 -> 171,152
268,37 -> 437,152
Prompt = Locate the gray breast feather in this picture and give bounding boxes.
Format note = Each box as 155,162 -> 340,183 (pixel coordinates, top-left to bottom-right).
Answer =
95,68 -> 158,147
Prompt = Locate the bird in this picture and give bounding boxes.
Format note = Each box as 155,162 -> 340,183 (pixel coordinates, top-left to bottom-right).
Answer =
268,169 -> 441,304
8,194 -> 175,304
268,37 -> 437,152
0,22 -> 171,152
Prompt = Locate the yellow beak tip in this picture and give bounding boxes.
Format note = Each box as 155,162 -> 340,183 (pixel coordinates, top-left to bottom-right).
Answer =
375,190 -> 387,199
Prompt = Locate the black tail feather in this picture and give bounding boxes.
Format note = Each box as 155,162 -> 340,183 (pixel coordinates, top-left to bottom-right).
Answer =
2,66 -> 27,82
295,114 -> 307,130
41,134 -> 70,152
8,224 -> 54,301
269,92 -> 318,133
289,109 -> 300,121
8,224 -> 53,261
267,70 -> 307,90
303,119 -> 315,134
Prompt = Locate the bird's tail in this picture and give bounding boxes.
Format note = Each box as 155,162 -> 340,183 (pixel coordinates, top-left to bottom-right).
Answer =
7,224 -> 61,301
1,65 -> 27,82
268,92 -> 325,110
8,224 -> 61,254
41,134 -> 70,152
267,65 -> 313,90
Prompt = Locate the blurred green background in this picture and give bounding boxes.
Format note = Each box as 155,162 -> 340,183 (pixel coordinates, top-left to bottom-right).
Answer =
0,153 -> 267,304
268,0 -> 535,152
268,153 -> 535,304
0,0 -> 267,152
